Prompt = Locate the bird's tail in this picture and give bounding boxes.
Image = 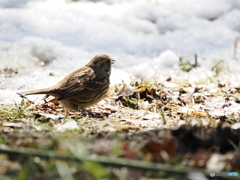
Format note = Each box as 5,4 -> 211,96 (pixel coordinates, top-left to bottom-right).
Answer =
19,88 -> 52,96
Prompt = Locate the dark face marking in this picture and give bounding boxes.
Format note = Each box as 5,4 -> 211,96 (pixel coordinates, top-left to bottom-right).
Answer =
100,59 -> 111,73
87,54 -> 114,76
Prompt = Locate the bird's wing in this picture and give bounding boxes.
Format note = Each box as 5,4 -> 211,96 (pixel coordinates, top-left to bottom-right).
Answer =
57,67 -> 108,101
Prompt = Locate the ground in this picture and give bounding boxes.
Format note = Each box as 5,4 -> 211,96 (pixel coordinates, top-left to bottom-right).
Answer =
1,72 -> 240,179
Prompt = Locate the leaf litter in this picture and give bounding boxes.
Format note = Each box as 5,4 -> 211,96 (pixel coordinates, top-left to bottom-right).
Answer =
0,73 -> 240,179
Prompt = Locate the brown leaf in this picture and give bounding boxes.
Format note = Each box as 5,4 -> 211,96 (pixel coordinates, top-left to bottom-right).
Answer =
229,153 -> 240,171
142,138 -> 177,162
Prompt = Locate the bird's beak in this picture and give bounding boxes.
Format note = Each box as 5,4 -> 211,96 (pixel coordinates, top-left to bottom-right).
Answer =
111,59 -> 116,64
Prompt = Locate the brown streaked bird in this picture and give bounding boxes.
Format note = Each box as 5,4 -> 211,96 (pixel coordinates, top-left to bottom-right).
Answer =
19,54 -> 115,111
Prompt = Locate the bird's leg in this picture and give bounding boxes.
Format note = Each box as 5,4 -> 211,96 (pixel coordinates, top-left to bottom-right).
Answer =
65,110 -> 78,115
64,109 -> 92,116
79,108 -> 97,116
42,95 -> 50,102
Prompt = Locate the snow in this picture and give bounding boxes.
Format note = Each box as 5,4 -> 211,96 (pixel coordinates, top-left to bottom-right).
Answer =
56,120 -> 80,132
0,0 -> 240,104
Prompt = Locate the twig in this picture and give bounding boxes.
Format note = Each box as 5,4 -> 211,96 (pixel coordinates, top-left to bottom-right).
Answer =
234,38 -> 239,60
0,147 -> 238,179
17,93 -> 34,104
194,53 -> 198,67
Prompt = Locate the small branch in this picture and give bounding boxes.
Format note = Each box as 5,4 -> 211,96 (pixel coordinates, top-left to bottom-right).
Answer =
194,53 -> 198,67
234,38 -> 239,60
0,147 -> 238,179
17,93 -> 34,104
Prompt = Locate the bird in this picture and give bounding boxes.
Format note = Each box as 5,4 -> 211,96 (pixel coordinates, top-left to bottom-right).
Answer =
19,54 -> 115,111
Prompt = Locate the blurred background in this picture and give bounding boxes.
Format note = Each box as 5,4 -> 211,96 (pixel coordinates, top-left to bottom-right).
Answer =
0,0 -> 240,104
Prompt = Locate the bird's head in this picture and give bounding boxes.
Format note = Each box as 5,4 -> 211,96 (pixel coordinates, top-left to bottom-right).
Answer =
87,54 -> 115,76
